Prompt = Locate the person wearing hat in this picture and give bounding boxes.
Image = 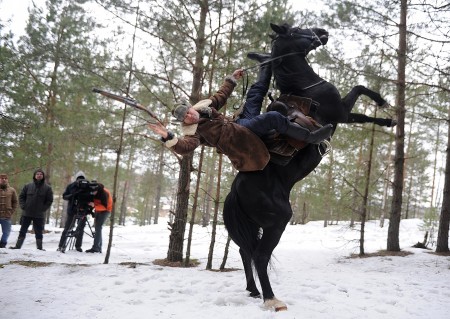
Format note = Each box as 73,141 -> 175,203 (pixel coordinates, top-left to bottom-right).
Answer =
0,173 -> 18,248
57,171 -> 88,252
10,168 -> 53,250
148,59 -> 332,171
85,183 -> 113,253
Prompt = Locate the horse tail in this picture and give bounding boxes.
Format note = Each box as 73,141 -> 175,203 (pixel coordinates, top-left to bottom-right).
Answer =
223,190 -> 260,259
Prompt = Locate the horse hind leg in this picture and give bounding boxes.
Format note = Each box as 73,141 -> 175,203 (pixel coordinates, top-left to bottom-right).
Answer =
255,258 -> 288,312
239,248 -> 261,298
253,227 -> 288,311
342,85 -> 388,110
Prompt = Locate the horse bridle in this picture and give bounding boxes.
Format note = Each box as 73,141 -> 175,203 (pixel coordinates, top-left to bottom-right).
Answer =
290,28 -> 324,42
240,29 -> 325,105
289,28 -> 325,52
244,29 -> 324,72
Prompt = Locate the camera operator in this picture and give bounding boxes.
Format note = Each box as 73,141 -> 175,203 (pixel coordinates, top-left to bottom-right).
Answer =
57,171 -> 88,252
86,183 -> 112,253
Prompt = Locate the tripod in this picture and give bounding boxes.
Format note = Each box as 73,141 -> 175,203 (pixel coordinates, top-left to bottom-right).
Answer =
59,207 -> 95,253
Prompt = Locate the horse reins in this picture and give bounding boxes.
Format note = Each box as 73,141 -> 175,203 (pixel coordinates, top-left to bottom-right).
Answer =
240,51 -> 307,98
242,51 -> 307,73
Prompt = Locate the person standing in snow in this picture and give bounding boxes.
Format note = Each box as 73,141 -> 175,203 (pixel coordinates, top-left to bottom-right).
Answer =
85,183 -> 112,253
10,168 -> 53,250
57,171 -> 89,252
0,173 -> 18,248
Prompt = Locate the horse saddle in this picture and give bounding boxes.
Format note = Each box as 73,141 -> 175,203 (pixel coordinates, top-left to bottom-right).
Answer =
264,94 -> 322,165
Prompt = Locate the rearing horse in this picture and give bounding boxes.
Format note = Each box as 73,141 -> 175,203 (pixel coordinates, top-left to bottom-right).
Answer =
270,23 -> 395,129
223,23 -> 396,311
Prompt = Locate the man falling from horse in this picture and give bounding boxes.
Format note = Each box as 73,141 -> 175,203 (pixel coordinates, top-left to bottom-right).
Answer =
147,54 -> 333,171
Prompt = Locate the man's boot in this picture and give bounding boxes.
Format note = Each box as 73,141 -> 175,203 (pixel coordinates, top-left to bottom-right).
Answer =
247,52 -> 271,64
285,122 -> 333,144
36,239 -> 45,251
9,237 -> 25,249
247,52 -> 272,84
0,241 -> 6,248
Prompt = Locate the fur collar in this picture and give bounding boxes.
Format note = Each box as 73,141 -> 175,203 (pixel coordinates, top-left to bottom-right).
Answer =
180,99 -> 213,135
181,122 -> 198,136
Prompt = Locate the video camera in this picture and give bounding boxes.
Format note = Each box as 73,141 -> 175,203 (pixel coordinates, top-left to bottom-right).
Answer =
72,179 -> 99,216
76,179 -> 99,193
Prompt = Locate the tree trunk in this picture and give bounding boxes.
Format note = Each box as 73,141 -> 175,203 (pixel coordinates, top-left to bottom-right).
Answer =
301,201 -> 308,225
387,0 -> 407,252
166,0 -> 208,263
202,156 -> 215,227
360,116 -> 376,255
435,102 -> 450,252
206,154 -> 223,270
429,123 -> 441,211
220,236 -> 232,271
351,129 -> 365,228
141,191 -> 150,226
185,146 -> 205,266
167,154 -> 192,262
404,103 -> 416,219
119,180 -> 129,226
324,151 -> 334,227
104,3 -> 141,264
380,133 -> 394,228
104,103 -> 127,264
119,138 -> 136,226
153,145 -> 165,225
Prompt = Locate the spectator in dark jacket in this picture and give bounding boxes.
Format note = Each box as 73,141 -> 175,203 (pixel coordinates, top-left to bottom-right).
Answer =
10,168 -> 53,250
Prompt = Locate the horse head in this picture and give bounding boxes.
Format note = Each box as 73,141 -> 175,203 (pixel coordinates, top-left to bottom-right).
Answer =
270,23 -> 329,98
270,23 -> 329,57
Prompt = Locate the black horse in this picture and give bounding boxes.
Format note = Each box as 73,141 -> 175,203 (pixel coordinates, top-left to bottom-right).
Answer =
223,23 -> 396,311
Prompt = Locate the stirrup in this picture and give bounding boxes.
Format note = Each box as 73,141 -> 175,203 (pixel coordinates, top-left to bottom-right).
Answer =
318,139 -> 332,157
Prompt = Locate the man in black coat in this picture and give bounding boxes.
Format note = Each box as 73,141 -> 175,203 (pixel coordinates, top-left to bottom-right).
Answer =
10,168 -> 53,250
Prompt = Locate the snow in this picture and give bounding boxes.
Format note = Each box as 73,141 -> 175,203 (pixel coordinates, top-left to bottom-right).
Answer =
0,218 -> 448,319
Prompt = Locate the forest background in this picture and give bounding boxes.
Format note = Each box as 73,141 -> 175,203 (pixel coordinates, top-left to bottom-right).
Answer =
0,0 -> 449,263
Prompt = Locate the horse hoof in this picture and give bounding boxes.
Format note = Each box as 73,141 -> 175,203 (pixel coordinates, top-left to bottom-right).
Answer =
264,297 -> 287,312
379,101 -> 389,108
275,305 -> 288,312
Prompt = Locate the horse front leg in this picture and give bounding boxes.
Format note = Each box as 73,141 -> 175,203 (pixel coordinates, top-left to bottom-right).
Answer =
253,226 -> 288,312
239,248 -> 261,298
342,85 -> 388,113
347,113 -> 397,127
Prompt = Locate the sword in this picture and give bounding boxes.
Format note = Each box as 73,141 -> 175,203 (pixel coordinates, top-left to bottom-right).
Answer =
92,88 -> 164,125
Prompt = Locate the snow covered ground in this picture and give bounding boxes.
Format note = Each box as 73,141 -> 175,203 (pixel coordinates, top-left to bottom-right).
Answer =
0,218 -> 448,319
